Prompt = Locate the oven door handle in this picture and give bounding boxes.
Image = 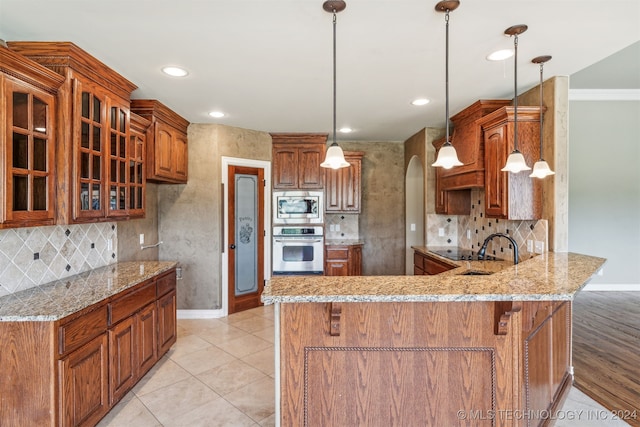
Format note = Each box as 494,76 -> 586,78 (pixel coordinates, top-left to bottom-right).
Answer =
274,238 -> 324,243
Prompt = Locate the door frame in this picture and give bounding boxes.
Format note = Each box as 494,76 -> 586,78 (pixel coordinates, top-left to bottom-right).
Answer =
221,156 -> 271,317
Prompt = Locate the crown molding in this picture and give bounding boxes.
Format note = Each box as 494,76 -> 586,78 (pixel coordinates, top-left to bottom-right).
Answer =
569,89 -> 640,101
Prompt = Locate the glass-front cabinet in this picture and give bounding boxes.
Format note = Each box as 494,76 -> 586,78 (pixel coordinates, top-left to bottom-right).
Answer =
1,45 -> 64,229
8,41 -> 140,223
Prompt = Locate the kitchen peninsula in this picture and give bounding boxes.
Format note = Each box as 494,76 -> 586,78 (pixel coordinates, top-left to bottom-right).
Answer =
262,252 -> 605,426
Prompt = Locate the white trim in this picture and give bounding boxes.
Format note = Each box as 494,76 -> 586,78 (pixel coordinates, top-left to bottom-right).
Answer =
583,283 -> 640,291
177,309 -> 225,319
221,157 -> 272,318
569,89 -> 640,101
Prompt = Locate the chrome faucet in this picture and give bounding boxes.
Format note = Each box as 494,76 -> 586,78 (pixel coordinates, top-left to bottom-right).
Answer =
477,233 -> 519,264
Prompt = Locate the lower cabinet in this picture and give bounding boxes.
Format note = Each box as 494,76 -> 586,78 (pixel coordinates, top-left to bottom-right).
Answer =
325,244 -> 363,276
0,267 -> 177,427
413,251 -> 456,275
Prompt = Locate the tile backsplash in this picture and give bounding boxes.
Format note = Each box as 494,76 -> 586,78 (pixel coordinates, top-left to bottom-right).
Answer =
427,189 -> 548,262
325,214 -> 359,240
0,223 -> 117,297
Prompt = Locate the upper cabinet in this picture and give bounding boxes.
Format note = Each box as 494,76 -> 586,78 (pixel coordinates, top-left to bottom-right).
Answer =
478,106 -> 542,220
325,151 -> 363,213
126,113 -> 150,218
130,99 -> 189,184
0,45 -> 65,229
271,133 -> 326,190
8,41 -> 140,223
433,100 -> 510,215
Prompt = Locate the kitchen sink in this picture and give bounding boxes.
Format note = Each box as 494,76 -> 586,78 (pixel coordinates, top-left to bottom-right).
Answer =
458,270 -> 493,276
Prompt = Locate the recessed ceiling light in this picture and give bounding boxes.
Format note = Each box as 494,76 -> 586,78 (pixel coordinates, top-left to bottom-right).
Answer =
411,98 -> 430,106
339,127 -> 352,133
487,49 -> 514,61
208,111 -> 225,118
161,66 -> 189,77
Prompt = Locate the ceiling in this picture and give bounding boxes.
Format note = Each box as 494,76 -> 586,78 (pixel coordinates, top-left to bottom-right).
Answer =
1,0 -> 638,142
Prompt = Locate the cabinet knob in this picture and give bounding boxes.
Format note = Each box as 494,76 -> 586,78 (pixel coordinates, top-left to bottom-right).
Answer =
230,244 -> 236,249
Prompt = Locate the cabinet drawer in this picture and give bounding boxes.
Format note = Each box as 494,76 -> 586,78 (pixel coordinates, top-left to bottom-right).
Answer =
59,305 -> 108,355
326,248 -> 349,260
110,281 -> 156,326
157,269 -> 176,297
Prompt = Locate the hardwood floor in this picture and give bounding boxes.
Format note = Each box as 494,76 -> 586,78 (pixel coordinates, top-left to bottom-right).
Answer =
572,291 -> 640,427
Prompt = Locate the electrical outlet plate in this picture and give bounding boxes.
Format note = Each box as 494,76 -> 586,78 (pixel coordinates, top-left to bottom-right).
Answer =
527,240 -> 533,252
410,223 -> 416,231
534,241 -> 544,254
438,228 -> 445,237
107,239 -> 113,251
139,234 -> 145,245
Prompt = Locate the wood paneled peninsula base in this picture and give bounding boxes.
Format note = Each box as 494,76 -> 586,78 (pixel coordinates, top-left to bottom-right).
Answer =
262,252 -> 606,427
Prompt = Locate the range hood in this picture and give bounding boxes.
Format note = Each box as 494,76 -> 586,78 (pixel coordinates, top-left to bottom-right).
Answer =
433,99 -> 511,190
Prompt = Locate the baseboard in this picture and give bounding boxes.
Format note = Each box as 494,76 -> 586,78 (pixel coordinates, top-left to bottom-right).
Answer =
177,309 -> 225,319
583,284 -> 640,291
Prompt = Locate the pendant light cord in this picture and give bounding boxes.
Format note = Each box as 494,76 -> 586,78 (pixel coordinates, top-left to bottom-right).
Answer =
332,10 -> 337,145
444,9 -> 450,145
513,34 -> 519,152
538,62 -> 544,159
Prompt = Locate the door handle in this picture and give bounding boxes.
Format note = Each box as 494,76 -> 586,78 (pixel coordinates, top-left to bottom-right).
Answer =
230,244 -> 236,249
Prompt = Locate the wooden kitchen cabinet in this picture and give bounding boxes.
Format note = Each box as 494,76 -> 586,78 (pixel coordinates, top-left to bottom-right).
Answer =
432,100 -> 510,215
325,151 -> 362,213
7,41 -> 140,223
478,106 -> 542,220
0,45 -> 65,229
271,133 -> 326,189
126,113 -> 149,218
0,267 -> 176,427
413,250 -> 456,275
130,99 -> 189,184
325,243 -> 363,276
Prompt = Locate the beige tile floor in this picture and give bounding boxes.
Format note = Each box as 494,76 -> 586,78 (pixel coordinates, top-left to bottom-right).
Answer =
98,304 -> 628,427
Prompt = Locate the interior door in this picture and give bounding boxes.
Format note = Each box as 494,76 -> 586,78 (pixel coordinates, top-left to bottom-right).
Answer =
228,165 -> 265,314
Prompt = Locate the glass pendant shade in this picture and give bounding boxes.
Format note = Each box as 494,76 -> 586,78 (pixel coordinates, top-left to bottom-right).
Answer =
529,160 -> 555,178
432,142 -> 463,169
320,142 -> 349,169
501,150 -> 531,173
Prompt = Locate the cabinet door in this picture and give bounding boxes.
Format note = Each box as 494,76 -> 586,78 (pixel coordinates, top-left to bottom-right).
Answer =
2,78 -> 57,227
273,146 -> 299,189
324,166 -> 341,211
127,119 -> 146,218
349,246 -> 362,276
74,78 -> 107,221
325,260 -> 349,276
157,290 -> 177,356
155,123 -> 174,179
106,98 -> 131,218
137,303 -> 158,377
59,333 -> 109,427
340,157 -> 361,212
298,145 -> 323,189
174,132 -> 188,181
108,316 -> 136,404
483,125 -> 508,219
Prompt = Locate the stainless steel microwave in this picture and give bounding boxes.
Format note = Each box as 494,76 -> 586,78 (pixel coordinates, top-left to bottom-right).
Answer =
273,191 -> 323,224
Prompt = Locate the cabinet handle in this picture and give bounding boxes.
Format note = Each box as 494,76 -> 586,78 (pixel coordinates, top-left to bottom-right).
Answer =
230,244 -> 236,249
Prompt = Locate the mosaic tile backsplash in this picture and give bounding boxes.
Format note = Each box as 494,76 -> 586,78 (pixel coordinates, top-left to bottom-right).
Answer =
427,189 -> 548,263
0,223 -> 117,297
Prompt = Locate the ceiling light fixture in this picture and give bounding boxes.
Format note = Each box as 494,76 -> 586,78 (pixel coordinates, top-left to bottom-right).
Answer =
432,0 -> 463,169
208,111 -> 225,118
411,98 -> 430,106
501,24 -> 531,173
486,49 -> 514,61
320,0 -> 350,170
339,127 -> 353,133
529,55 -> 555,179
161,66 -> 189,77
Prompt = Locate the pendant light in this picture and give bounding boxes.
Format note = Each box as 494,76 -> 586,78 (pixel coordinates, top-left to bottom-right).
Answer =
529,55 -> 555,178
501,25 -> 531,173
432,0 -> 463,169
320,0 -> 350,170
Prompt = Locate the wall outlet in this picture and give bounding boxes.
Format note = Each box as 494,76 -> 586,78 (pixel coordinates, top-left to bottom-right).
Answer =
107,238 -> 113,251
438,228 -> 445,237
534,241 -> 544,254
410,223 -> 416,231
527,240 -> 533,252
139,234 -> 145,245
335,224 -> 340,232
330,224 -> 335,232
467,229 -> 471,239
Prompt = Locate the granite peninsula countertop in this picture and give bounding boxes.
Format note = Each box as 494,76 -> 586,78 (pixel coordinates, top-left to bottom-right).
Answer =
0,261 -> 177,322
261,252 -> 606,304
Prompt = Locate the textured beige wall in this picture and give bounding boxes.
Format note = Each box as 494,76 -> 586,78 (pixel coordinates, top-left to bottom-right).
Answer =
117,183 -> 159,261
158,124 -> 271,310
340,141 -> 405,275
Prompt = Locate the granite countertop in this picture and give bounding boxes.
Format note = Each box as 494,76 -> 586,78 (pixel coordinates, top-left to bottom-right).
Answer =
0,261 -> 177,322
261,252 -> 606,304
324,239 -> 364,246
